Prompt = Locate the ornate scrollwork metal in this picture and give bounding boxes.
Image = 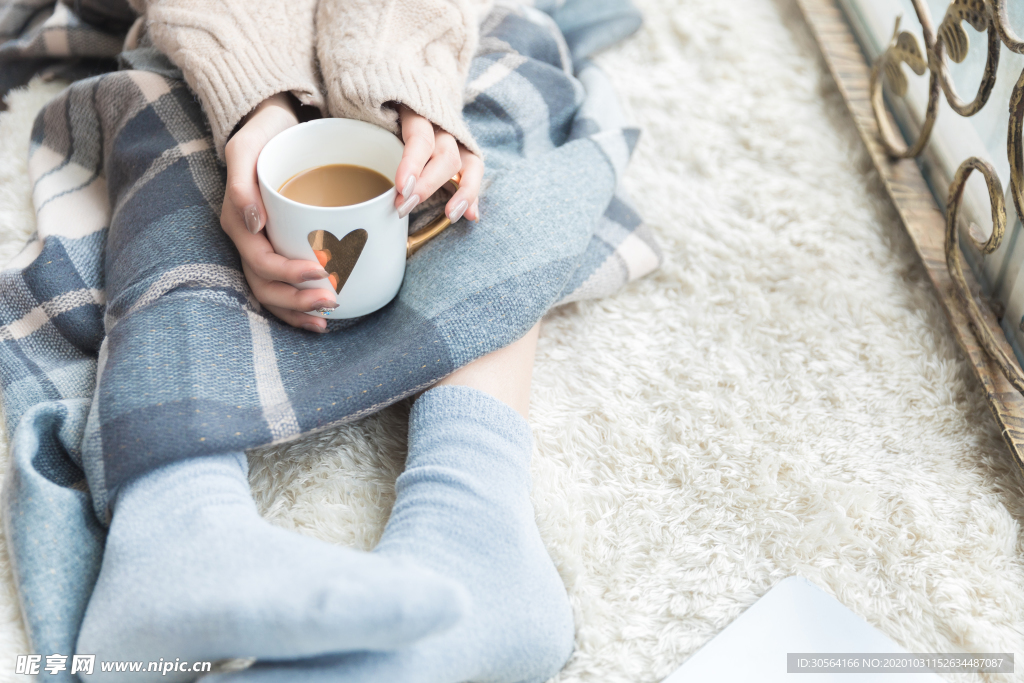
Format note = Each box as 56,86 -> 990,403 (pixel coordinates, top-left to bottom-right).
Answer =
871,18 -> 939,157
945,158 -> 1024,393
993,0 -> 1024,53
874,0 -> 1024,393
934,0 -> 1000,115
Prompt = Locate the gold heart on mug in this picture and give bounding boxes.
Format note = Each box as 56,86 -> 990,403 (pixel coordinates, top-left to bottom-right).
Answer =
308,229 -> 368,294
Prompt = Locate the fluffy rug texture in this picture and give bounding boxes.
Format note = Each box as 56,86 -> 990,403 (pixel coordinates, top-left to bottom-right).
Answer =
1,0 -> 1024,680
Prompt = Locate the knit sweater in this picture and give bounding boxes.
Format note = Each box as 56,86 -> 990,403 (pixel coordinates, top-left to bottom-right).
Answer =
127,0 -> 488,159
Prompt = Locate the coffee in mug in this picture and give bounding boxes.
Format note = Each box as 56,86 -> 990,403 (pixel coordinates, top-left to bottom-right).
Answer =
278,164 -> 394,207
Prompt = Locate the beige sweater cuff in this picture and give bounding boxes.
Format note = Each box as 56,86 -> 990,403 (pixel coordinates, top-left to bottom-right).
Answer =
326,57 -> 481,158
317,0 -> 485,158
142,1 -> 323,159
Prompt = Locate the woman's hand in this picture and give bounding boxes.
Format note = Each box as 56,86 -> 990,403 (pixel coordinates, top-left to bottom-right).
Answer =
393,105 -> 483,223
220,93 -> 336,333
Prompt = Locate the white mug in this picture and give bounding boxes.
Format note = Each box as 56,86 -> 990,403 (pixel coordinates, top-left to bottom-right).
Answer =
256,118 -> 455,319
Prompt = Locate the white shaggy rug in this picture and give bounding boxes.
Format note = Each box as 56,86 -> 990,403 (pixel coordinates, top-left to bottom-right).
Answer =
2,0 -> 1024,680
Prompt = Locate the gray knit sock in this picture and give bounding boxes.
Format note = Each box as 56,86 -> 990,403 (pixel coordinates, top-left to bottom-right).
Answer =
76,452 -> 467,682
207,386 -> 575,683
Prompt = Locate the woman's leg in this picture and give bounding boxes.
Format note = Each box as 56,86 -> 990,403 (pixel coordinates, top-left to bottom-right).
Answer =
62,70 -> 466,681
435,321 -> 540,419
76,451 -> 469,682
211,322 -> 577,683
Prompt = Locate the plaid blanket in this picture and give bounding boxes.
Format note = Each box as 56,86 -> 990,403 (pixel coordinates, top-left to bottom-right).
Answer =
0,0 -> 132,101
0,0 -> 658,666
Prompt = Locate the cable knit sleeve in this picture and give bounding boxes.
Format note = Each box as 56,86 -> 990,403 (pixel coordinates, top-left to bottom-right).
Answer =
316,0 -> 488,157
129,0 -> 324,159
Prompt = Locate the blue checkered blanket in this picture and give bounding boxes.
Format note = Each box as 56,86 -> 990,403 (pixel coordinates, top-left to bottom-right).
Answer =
0,0 -> 658,665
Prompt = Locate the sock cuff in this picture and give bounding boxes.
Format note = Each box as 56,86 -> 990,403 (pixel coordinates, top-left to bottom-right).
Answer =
114,452 -> 249,512
412,386 -> 531,443
408,386 -> 533,476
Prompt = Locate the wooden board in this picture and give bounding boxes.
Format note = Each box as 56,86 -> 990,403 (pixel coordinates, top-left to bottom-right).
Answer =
795,0 -> 1024,477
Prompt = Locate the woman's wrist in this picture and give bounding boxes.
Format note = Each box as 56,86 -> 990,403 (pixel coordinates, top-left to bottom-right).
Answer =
256,92 -> 298,116
235,93 -> 300,138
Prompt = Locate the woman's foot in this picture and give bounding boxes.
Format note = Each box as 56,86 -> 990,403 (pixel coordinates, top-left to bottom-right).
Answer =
76,452 -> 467,682
207,386 -> 575,683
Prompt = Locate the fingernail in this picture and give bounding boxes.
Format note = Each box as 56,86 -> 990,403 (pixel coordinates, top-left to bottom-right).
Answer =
243,204 -> 261,234
301,322 -> 325,333
310,298 -> 338,310
402,175 -> 416,197
448,200 -> 468,223
398,194 -> 420,219
301,269 -> 330,282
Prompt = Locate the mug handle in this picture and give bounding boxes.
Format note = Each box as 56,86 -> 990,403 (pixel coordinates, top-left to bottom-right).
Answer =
406,173 -> 461,258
